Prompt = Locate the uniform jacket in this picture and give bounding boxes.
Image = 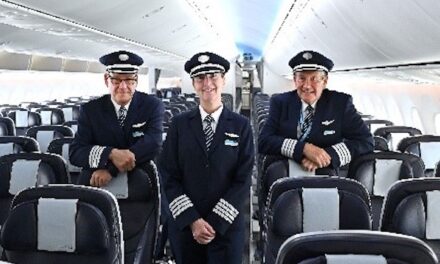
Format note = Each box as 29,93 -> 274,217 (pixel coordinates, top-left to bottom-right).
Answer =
70,91 -> 164,178
258,89 -> 373,169
160,107 -> 254,235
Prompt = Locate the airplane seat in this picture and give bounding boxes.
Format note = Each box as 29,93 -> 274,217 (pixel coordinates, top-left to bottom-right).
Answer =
347,151 -> 425,230
26,125 -> 74,153
221,93 -> 233,111
35,107 -> 65,125
7,111 -> 41,136
397,135 -> 440,176
0,185 -> 124,264
63,120 -> 78,134
0,107 -> 27,117
0,117 -> 16,136
84,161 -> 160,264
0,152 -> 69,248
373,136 -> 389,151
58,105 -> 80,122
264,177 -> 372,264
380,178 -> 440,260
275,230 -> 438,264
374,126 -> 422,151
47,138 -> 80,184
0,136 -> 40,156
364,119 -> 394,134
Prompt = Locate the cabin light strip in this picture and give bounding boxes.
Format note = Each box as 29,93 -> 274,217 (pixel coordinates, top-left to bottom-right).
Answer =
0,0 -> 185,59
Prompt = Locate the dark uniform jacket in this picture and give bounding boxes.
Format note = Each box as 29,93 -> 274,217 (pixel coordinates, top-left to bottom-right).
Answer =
70,91 -> 164,179
160,107 -> 254,235
259,89 -> 373,169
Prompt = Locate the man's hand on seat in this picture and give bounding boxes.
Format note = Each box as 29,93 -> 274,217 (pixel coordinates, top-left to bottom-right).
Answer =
109,149 -> 136,172
90,169 -> 112,187
303,143 -> 331,168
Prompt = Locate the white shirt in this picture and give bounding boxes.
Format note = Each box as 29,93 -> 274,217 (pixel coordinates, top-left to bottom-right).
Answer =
111,98 -> 131,118
199,104 -> 224,132
300,100 -> 317,113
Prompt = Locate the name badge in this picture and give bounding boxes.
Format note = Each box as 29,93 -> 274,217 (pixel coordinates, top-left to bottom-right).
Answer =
132,131 -> 144,137
323,130 -> 335,136
224,139 -> 239,147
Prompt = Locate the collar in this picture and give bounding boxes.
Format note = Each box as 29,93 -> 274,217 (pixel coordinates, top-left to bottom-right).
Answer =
111,97 -> 131,112
301,99 -> 317,112
199,104 -> 223,123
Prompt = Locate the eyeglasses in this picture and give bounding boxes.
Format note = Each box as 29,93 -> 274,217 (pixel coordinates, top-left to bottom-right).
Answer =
294,74 -> 327,84
109,77 -> 137,86
193,73 -> 223,83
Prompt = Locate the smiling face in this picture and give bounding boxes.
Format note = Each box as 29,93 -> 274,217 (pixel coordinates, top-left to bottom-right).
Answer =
294,70 -> 328,104
192,72 -> 225,109
104,72 -> 138,105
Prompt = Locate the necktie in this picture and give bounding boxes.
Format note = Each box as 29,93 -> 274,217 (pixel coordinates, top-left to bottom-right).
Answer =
300,105 -> 314,140
204,115 -> 214,151
118,106 -> 127,127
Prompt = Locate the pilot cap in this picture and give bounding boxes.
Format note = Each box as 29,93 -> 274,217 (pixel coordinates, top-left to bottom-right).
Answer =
184,51 -> 230,77
288,50 -> 334,72
99,50 -> 143,74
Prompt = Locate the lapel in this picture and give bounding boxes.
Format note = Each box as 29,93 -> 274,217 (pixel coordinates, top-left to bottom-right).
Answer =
188,109 -> 208,155
308,89 -> 329,140
288,91 -> 302,138
208,107 -> 230,154
103,95 -> 125,146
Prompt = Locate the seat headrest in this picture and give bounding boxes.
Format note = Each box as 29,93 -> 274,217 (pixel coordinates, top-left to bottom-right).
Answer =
270,189 -> 371,237
0,198 -> 109,254
276,230 -> 438,264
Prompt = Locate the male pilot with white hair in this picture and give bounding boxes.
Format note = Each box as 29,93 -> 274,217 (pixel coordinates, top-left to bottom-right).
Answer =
259,50 -> 373,174
70,50 -> 163,186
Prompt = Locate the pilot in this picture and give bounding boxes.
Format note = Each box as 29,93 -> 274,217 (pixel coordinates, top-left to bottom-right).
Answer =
159,51 -> 254,264
70,50 -> 164,187
258,50 -> 373,174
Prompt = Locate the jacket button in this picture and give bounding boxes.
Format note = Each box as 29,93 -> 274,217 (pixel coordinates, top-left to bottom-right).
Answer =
205,164 -> 209,168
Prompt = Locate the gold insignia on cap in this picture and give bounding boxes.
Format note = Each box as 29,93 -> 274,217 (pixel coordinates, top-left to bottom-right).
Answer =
198,55 -> 210,63
119,54 -> 129,61
303,52 -> 313,60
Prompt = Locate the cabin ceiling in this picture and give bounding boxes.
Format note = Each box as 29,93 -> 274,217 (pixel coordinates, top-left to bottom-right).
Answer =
1,0 -> 440,78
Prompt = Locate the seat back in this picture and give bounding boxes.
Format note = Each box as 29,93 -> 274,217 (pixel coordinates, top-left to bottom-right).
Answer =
347,151 -> 425,229
7,110 -> 41,136
0,136 -> 40,156
36,108 -> 65,125
81,161 -> 160,264
275,230 -> 438,264
58,105 -> 80,122
374,126 -> 422,151
47,138 -> 80,184
0,185 -> 124,264
397,135 -> 440,175
26,125 -> 74,152
381,178 -> 440,259
364,119 -> 394,134
63,120 -> 79,134
0,152 -> 69,233
373,136 -> 389,152
264,177 -> 372,264
0,117 -> 15,136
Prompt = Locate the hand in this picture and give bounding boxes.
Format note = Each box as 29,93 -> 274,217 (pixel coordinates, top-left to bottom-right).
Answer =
303,143 -> 331,168
301,158 -> 319,172
90,169 -> 112,187
190,218 -> 216,245
109,149 -> 136,172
